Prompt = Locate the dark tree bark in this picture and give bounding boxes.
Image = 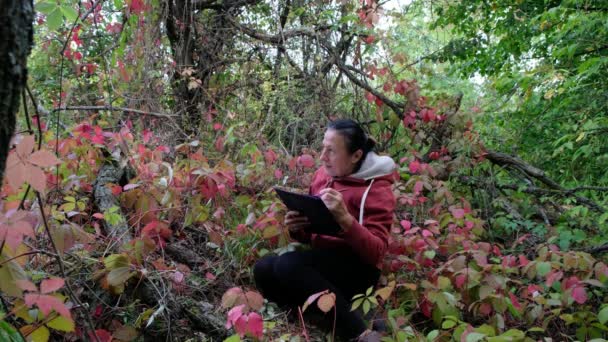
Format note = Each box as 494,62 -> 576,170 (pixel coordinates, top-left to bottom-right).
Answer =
0,0 -> 35,185
164,0 -> 259,138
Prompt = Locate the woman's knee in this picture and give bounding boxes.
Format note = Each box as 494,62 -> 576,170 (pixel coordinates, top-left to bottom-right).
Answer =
273,251 -> 309,279
253,255 -> 278,285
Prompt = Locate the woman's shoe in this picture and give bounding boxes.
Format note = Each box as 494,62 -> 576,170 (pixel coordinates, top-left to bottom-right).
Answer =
356,329 -> 382,342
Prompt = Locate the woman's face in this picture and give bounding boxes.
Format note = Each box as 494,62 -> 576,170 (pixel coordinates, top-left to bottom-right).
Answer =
320,129 -> 363,177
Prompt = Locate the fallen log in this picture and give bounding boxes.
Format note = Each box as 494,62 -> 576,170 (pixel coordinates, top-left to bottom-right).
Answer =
93,162 -> 133,244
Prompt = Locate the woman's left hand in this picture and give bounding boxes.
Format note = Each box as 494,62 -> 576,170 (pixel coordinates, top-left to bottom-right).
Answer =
318,188 -> 353,232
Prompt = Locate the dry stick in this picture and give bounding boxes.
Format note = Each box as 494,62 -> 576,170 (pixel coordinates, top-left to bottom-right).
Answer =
298,306 -> 310,342
332,305 -> 336,342
36,192 -> 100,342
0,250 -> 56,267
52,105 -> 178,118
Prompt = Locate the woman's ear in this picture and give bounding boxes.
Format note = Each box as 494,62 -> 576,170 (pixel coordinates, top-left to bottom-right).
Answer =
351,149 -> 363,165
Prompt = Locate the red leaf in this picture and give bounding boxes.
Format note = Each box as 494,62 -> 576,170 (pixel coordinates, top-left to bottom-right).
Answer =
15,280 -> 38,292
363,35 -> 375,44
40,278 -> 65,294
129,0 -> 145,14
302,290 -> 328,312
274,168 -> 283,179
6,153 -> 27,190
408,160 -> 421,174
91,329 -> 113,342
509,292 -> 522,311
25,294 -> 72,319
25,165 -> 47,192
572,286 -> 587,304
450,208 -> 465,219
365,92 -> 376,103
297,154 -> 315,168
0,211 -> 34,250
16,135 -> 35,158
222,287 -> 245,308
455,274 -> 466,289
225,304 -> 245,329
479,303 -> 492,316
545,271 -> 563,287
244,291 -> 264,311
28,150 -> 61,168
264,149 -> 277,165
317,292 -> 336,313
247,312 -> 264,339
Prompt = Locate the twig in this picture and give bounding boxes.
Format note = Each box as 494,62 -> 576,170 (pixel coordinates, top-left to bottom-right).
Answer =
586,243 -> 608,255
36,192 -> 100,342
52,105 -> 178,118
298,306 -> 310,342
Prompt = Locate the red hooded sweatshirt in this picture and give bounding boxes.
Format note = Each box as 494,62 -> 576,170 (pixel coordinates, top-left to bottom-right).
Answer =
291,152 -> 397,269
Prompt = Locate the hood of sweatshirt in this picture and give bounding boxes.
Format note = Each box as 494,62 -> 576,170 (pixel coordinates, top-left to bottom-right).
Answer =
349,152 -> 397,180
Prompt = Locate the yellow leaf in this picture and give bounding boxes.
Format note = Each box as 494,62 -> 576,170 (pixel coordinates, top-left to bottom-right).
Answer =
107,267 -> 134,287
375,280 -> 396,301
104,254 -> 129,269
21,325 -> 49,342
0,253 -> 27,297
262,225 -> 280,239
47,315 -> 75,332
14,299 -> 36,323
575,132 -> 585,142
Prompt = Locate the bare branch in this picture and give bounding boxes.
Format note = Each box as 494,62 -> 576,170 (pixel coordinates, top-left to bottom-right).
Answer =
229,18 -> 331,44
52,105 -> 178,118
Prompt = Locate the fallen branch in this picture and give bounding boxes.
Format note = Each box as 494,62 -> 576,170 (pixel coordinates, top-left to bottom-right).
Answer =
52,105 -> 177,118
586,243 -> 608,255
485,151 -> 606,213
92,162 -> 133,244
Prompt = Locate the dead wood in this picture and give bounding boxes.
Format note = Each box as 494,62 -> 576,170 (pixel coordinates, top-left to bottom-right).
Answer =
92,163 -> 132,243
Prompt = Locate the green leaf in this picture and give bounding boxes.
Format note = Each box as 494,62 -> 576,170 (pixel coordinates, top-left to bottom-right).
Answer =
36,1 -> 57,14
60,6 -> 79,23
465,332 -> 486,342
114,0 -> 125,8
362,299 -> 371,314
442,318 -> 457,329
599,212 -> 608,225
46,8 -> 63,31
426,330 -> 439,341
598,307 -> 608,325
223,335 -> 241,342
0,321 -> 26,342
351,298 -> 364,311
536,262 -> 551,277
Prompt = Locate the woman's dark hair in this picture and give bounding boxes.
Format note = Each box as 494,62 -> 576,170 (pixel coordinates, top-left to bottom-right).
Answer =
327,119 -> 376,172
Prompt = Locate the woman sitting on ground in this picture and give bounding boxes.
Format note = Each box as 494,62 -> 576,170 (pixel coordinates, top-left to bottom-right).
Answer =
254,119 -> 397,341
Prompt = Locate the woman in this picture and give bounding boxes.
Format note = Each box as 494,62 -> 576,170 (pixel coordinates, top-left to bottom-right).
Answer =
254,119 -> 396,341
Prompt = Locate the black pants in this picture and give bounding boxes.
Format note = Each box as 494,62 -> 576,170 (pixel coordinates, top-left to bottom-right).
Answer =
253,248 -> 380,340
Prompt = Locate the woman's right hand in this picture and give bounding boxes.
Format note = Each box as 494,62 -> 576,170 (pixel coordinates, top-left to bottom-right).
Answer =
284,211 -> 310,234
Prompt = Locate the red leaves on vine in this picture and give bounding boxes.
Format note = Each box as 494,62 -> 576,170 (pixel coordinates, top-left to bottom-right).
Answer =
5,135 -> 61,192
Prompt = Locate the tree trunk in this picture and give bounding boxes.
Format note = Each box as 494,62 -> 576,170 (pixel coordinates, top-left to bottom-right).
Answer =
0,0 -> 34,185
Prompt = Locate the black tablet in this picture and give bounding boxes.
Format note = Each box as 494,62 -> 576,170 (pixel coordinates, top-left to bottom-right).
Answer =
274,187 -> 342,236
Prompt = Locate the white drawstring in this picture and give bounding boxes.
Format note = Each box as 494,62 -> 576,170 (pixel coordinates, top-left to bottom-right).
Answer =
359,179 -> 375,225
